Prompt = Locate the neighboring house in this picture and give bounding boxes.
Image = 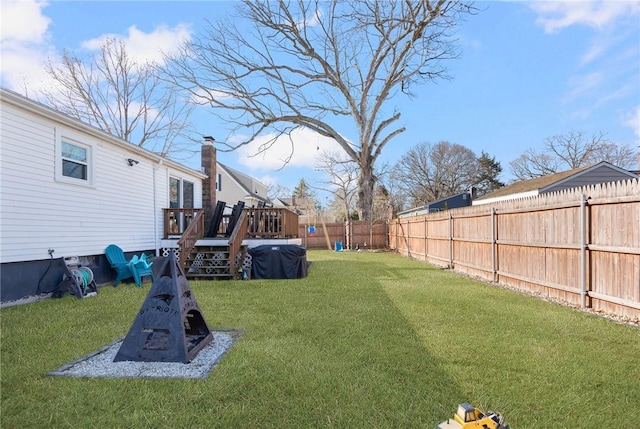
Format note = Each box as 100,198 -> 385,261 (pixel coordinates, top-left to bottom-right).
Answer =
0,88 -> 207,303
275,196 -> 316,215
473,162 -> 638,206
271,197 -> 291,208
275,196 -> 321,224
397,191 -> 472,218
215,162 -> 269,211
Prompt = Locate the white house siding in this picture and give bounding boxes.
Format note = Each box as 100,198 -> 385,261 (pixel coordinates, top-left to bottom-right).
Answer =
0,89 -> 204,302
216,164 -> 267,210
4,105 -> 136,262
216,167 -> 245,211
472,190 -> 539,206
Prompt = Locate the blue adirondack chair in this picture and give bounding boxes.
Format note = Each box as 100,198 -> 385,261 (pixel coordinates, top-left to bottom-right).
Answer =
105,244 -> 153,287
128,253 -> 155,287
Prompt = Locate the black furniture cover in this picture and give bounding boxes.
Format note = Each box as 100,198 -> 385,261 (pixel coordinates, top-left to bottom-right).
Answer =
248,245 -> 309,279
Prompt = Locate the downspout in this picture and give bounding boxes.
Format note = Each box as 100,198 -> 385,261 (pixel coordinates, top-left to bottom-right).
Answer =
153,159 -> 164,257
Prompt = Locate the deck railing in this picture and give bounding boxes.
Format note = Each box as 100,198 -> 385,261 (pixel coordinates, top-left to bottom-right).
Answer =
244,207 -> 299,238
176,209 -> 205,268
163,208 -> 201,238
166,207 -> 298,239
227,211 -> 249,277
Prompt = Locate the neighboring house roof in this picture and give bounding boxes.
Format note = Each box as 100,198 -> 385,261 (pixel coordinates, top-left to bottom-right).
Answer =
275,197 -> 316,215
398,191 -> 472,217
278,198 -> 294,206
217,162 -> 269,204
271,198 -> 291,207
0,87 -> 206,179
278,197 -> 316,207
474,161 -> 638,205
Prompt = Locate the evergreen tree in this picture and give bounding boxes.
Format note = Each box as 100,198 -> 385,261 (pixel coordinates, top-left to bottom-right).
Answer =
474,151 -> 504,197
293,179 -> 314,198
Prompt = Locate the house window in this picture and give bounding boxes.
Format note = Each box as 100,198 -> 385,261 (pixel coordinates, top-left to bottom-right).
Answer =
168,177 -> 196,234
169,177 -> 194,209
55,129 -> 94,186
61,141 -> 88,180
216,173 -> 222,191
169,177 -> 181,208
183,180 -> 194,209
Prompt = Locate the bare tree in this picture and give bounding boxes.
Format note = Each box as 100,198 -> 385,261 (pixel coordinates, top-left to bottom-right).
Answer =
379,173 -> 409,217
267,183 -> 292,202
371,185 -> 393,221
391,141 -> 478,206
163,0 -> 475,220
41,38 -> 196,158
510,130 -> 637,181
314,150 -> 359,222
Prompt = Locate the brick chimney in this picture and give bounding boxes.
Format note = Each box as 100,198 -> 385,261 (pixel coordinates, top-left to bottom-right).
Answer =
202,136 -> 217,235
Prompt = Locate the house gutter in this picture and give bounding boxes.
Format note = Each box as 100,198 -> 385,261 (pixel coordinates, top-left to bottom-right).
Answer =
0,89 -> 206,180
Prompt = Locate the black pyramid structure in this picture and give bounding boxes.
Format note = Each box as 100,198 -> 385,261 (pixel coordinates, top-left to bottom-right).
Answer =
113,253 -> 213,363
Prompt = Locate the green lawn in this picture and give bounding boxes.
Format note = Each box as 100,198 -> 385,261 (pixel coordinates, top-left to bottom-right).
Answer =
2,250 -> 639,428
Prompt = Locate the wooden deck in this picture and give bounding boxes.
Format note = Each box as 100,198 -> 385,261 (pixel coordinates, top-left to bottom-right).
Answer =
160,206 -> 300,279
163,207 -> 299,239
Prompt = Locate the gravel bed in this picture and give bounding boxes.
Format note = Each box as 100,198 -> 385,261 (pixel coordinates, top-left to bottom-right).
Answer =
49,329 -> 243,379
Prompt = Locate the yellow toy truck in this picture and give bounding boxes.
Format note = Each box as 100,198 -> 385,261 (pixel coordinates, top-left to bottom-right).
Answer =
437,403 -> 510,429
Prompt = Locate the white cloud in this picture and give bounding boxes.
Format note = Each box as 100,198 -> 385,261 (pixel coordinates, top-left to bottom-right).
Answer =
0,43 -> 58,93
235,127 -> 344,170
530,1 -> 640,34
561,71 -> 604,104
0,0 -> 57,93
81,24 -> 192,65
529,1 -> 640,126
300,9 -> 322,29
579,37 -> 608,65
0,2 -> 192,94
1,0 -> 50,43
257,175 -> 281,190
623,106 -> 640,141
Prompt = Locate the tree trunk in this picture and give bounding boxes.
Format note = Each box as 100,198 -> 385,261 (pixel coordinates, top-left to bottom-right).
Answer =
357,163 -> 375,221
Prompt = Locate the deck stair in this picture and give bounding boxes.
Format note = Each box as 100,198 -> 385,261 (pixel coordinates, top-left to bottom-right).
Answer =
184,243 -> 249,280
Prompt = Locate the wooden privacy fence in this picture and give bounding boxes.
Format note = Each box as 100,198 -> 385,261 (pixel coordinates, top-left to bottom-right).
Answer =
388,179 -> 640,320
299,221 -> 388,250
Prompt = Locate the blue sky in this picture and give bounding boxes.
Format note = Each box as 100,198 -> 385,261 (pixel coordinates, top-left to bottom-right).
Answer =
2,1 -> 639,199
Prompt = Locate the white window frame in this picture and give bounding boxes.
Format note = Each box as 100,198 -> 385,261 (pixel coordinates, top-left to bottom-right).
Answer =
55,128 -> 95,187
169,176 -> 195,209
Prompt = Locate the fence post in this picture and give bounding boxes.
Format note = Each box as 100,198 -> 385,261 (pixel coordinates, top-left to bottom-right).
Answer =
393,220 -> 397,251
349,220 -> 353,250
580,194 -> 588,308
344,221 -> 348,251
424,217 -> 427,262
449,212 -> 454,268
406,219 -> 410,257
491,207 -> 497,282
385,221 -> 389,248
